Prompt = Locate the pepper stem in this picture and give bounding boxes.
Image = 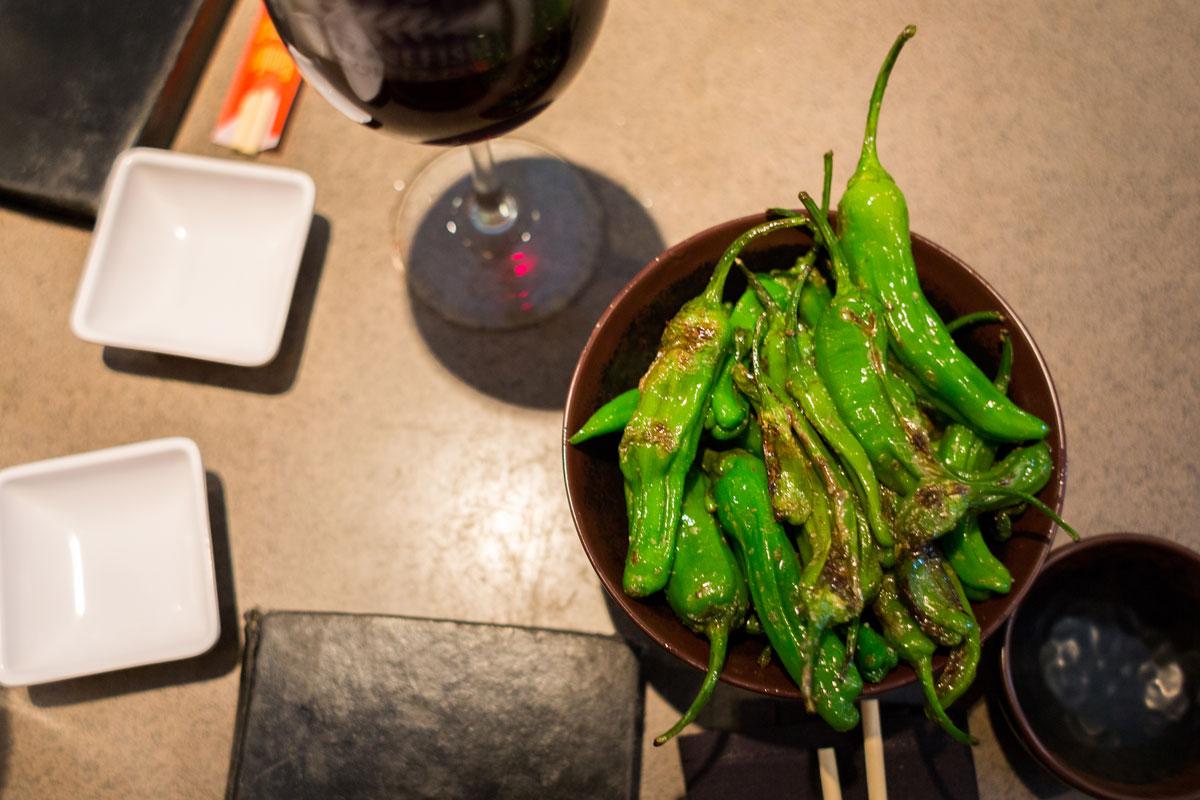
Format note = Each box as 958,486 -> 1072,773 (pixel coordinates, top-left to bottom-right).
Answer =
969,486 -> 1080,541
944,310 -> 1005,334
653,623 -> 730,746
820,150 -> 834,220
994,332 -> 1014,394
916,659 -> 977,745
856,25 -> 917,177
707,217 -> 812,304
798,192 -> 853,290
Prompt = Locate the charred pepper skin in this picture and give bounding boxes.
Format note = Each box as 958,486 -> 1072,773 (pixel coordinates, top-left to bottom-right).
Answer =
655,471 -> 749,745
898,544 -> 973,647
813,629 -> 864,732
836,25 -> 1047,442
805,190 -> 937,496
620,217 -> 812,596
855,621 -> 899,684
934,556 -> 981,710
801,192 -> 1067,550
705,449 -> 819,708
874,574 -> 976,745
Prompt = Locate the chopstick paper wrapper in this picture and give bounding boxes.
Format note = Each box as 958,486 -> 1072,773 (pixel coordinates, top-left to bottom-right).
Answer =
212,5 -> 301,155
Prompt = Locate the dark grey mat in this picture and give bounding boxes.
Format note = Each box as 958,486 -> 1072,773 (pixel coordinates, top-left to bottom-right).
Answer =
679,704 -> 978,800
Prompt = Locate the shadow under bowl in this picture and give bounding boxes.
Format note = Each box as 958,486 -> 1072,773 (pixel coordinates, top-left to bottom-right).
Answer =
1001,533 -> 1200,799
563,211 -> 1067,700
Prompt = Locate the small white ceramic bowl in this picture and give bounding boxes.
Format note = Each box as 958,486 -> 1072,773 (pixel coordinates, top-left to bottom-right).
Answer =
71,148 -> 315,367
0,438 -> 219,686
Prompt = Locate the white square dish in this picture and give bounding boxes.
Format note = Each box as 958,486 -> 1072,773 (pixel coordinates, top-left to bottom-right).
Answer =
0,438 -> 219,686
71,148 -> 315,367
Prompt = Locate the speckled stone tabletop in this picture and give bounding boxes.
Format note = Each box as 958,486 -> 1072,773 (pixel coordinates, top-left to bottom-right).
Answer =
1,1 -> 1197,798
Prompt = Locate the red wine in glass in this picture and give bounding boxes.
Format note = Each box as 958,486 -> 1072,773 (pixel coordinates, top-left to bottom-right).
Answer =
265,0 -> 609,328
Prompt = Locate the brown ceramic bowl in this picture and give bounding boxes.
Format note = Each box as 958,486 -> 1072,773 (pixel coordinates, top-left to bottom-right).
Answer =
1000,534 -> 1200,799
563,211 -> 1067,699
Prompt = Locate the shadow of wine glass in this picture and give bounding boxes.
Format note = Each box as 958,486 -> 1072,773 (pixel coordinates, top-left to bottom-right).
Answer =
27,471 -> 240,707
407,166 -> 664,410
100,214 -> 330,395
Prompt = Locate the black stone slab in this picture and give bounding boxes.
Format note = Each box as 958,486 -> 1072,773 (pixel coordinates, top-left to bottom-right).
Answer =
0,0 -> 232,216
225,610 -> 643,800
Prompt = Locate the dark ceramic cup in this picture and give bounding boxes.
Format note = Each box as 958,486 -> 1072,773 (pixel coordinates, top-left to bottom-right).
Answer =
1001,533 -> 1200,799
563,212 -> 1067,698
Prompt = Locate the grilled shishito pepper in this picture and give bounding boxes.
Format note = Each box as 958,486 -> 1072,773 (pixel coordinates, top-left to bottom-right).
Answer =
938,331 -> 1013,595
873,574 -> 975,745
836,25 -> 1047,442
855,621 -> 898,684
655,471 -> 749,745
813,629 -> 863,731
620,216 -> 811,596
802,191 -> 1069,550
704,449 -> 817,706
897,544 -> 973,647
738,306 -> 862,632
569,387 -> 640,445
805,192 -> 935,496
734,361 -> 824,529
934,558 -> 982,710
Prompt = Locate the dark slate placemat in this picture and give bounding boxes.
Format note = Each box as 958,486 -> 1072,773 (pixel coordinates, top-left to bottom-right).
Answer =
679,705 -> 978,800
0,0 -> 232,215
225,611 -> 643,800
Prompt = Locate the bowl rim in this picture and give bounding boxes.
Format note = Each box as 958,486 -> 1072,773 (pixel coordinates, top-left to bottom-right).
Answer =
563,210 -> 1067,698
999,532 -> 1200,800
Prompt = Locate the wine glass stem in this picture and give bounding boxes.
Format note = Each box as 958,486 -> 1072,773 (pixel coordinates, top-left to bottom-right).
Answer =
468,141 -> 518,234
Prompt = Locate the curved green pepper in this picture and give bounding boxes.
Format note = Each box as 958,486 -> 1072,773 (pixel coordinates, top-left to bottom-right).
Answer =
569,387 -> 639,445
733,361 -> 823,529
803,192 -> 1069,549
707,352 -> 750,440
804,191 -> 939,497
705,449 -> 818,707
786,312 -> 895,551
813,629 -> 863,732
936,335 -> 1014,594
739,263 -> 896,555
873,574 -> 975,745
655,471 -> 749,745
855,621 -> 898,684
836,25 -> 1047,442
739,316 -> 863,632
935,558 -> 981,710
897,544 -> 973,647
620,217 -> 810,596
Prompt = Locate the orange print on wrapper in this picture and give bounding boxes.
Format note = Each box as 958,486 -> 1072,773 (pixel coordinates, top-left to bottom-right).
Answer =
213,4 -> 303,155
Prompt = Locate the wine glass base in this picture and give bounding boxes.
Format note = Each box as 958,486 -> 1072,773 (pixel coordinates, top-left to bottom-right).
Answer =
394,140 -> 601,330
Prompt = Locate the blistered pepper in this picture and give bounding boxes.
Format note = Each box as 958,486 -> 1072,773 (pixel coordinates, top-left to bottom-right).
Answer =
873,574 -> 975,744
813,629 -> 863,732
705,449 -> 818,707
620,216 -> 810,596
836,25 -> 1047,442
854,621 -> 898,684
655,471 -> 749,745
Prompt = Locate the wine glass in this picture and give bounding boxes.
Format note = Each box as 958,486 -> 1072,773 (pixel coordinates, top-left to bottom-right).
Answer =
263,0 -> 608,329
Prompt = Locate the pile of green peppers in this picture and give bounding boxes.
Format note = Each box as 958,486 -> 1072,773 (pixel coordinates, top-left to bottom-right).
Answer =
569,25 -> 1077,746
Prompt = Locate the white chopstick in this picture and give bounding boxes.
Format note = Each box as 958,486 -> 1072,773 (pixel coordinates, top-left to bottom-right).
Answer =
862,698 -> 888,800
231,87 -> 280,155
231,88 -> 264,154
817,747 -> 843,800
